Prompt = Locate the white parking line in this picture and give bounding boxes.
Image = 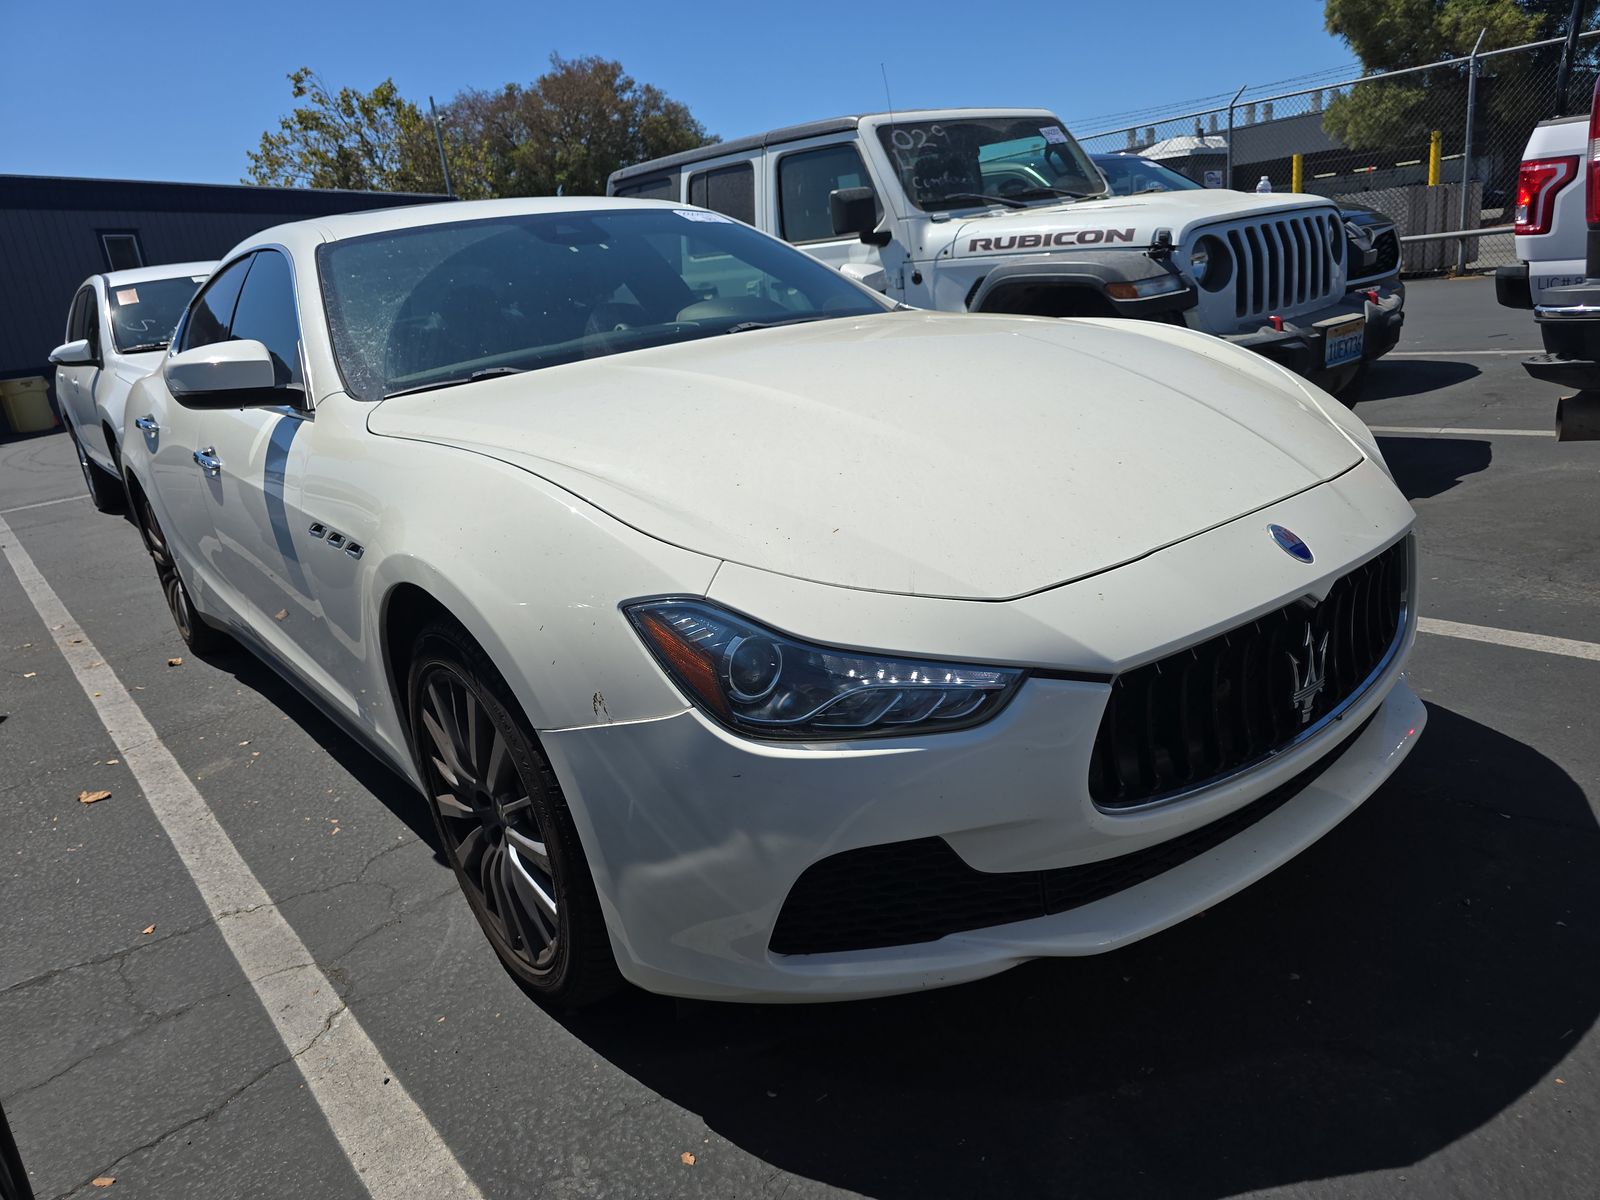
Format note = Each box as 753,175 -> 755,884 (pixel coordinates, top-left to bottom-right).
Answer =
0,513 -> 483,1199
1387,349 -> 1540,357
1419,617 -> 1600,662
1368,425 -> 1555,438
0,495 -> 84,515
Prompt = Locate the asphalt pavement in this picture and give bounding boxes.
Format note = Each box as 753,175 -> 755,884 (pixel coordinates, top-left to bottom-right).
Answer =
2,275 -> 1598,1199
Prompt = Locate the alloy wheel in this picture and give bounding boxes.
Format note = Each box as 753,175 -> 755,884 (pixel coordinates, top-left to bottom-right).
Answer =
419,666 -> 561,975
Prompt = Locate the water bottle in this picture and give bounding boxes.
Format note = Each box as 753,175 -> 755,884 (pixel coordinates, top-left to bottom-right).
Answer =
1256,176 -> 1272,193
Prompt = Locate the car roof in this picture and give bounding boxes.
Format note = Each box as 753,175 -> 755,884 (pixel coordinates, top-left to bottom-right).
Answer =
241,195 -> 692,252
609,108 -> 1061,183
98,261 -> 216,287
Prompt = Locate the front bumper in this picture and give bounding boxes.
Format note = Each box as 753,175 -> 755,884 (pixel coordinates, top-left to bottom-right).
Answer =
540,463 -> 1422,1002
1216,284 -> 1404,388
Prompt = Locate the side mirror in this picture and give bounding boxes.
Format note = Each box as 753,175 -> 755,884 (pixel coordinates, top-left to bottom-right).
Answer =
49,339 -> 98,367
830,187 -> 891,246
164,340 -> 289,410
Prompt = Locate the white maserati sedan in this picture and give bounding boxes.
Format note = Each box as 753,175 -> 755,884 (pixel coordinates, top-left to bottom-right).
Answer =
120,197 -> 1424,1004
49,261 -> 215,511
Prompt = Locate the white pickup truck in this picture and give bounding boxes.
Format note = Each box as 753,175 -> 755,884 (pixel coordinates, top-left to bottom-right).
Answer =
1496,112 -> 1587,309
609,108 -> 1405,395
1496,87 -> 1600,439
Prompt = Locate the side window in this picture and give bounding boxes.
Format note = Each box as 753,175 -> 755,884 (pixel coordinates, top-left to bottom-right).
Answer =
66,287 -> 93,342
778,145 -> 879,244
228,250 -> 304,390
687,163 -> 755,225
179,255 -> 254,353
83,294 -> 102,358
614,175 -> 676,200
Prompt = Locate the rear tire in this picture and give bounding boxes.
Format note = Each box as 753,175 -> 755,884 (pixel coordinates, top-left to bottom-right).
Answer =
133,488 -> 230,655
408,619 -> 622,1008
68,425 -> 124,513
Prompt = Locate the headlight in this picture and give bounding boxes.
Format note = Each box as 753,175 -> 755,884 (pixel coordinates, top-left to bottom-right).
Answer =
1189,235 -> 1230,291
626,599 -> 1024,740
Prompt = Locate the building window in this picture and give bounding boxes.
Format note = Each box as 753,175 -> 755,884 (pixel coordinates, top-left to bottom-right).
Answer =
99,231 -> 144,271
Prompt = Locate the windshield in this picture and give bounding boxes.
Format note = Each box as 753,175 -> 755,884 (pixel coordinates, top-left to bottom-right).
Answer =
1094,156 -> 1204,196
317,207 -> 891,400
876,117 -> 1106,211
107,274 -> 207,353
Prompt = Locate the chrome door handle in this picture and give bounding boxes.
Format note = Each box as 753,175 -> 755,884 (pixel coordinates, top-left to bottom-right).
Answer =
192,447 -> 222,477
135,415 -> 159,433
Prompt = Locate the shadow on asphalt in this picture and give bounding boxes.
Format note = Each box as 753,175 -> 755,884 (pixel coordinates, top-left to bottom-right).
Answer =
561,704 -> 1600,1199
199,642 -> 446,859
1360,358 -> 1480,402
1378,435 -> 1492,501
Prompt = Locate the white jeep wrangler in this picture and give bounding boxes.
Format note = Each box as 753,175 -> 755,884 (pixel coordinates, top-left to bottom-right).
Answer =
609,108 -> 1404,392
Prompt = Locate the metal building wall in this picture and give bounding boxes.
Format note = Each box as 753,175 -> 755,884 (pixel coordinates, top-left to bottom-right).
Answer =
0,175 -> 444,385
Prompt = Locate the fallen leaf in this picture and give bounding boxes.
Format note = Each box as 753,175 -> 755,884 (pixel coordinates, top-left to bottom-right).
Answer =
1556,1077 -> 1566,1085
239,741 -> 250,746
69,637 -> 84,645
680,1153 -> 696,1166
274,609 -> 288,621
167,657 -> 183,667
141,924 -> 156,935
78,790 -> 112,805
107,759 -> 119,765
91,1178 -> 115,1188
23,672 -> 36,679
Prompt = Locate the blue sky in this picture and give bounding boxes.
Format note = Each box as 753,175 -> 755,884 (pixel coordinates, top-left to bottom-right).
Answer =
1,0 -> 1360,184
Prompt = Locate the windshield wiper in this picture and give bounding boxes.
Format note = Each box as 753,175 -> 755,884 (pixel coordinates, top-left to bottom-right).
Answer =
384,365 -> 526,400
722,315 -> 835,335
1010,187 -> 1093,201
120,341 -> 169,354
933,192 -> 1028,210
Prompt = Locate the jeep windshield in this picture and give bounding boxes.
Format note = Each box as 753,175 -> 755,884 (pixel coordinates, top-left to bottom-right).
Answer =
877,118 -> 1107,212
316,208 -> 892,401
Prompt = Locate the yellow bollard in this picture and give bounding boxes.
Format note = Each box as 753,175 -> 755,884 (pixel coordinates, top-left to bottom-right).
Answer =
1291,152 -> 1303,194
1429,130 -> 1442,186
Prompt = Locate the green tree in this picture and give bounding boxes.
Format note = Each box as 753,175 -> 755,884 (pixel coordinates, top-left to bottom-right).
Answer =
1321,0 -> 1594,153
245,69 -> 495,196
443,55 -> 715,197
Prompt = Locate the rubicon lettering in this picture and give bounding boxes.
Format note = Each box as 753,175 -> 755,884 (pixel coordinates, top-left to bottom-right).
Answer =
968,229 -> 1136,252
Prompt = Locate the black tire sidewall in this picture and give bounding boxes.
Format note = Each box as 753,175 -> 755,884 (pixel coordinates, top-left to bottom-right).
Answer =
408,630 -> 590,997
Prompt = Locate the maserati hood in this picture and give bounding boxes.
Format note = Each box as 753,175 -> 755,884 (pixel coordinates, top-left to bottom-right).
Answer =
368,312 -> 1363,599
946,190 -> 1337,259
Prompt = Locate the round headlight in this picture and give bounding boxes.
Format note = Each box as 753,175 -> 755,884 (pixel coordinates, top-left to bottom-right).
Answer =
724,635 -> 784,703
1190,235 -> 1232,292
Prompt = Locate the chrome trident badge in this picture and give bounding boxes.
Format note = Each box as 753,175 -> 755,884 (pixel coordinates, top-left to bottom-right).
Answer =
1288,623 -> 1331,725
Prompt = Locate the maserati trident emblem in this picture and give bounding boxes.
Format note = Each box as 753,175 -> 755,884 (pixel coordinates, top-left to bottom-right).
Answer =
1269,524 -> 1314,563
1288,623 -> 1331,725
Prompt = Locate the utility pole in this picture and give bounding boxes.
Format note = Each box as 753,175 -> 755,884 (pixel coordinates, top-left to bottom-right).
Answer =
429,95 -> 455,199
1554,0 -> 1587,118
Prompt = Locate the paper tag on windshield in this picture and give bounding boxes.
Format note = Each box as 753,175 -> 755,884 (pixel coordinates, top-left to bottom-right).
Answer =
676,209 -> 733,222
1040,126 -> 1069,145
191,275 -> 208,283
115,288 -> 139,305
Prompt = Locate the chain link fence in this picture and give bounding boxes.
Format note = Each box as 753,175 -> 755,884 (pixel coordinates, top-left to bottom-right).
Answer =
1074,30 -> 1600,275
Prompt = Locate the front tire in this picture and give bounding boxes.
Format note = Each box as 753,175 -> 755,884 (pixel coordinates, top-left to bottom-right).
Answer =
408,620 -> 622,1007
68,425 -> 124,513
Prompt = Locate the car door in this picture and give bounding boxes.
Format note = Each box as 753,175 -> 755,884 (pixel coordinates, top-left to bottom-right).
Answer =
59,285 -> 99,440
192,249 -> 320,661
769,139 -> 889,292
142,255 -> 255,595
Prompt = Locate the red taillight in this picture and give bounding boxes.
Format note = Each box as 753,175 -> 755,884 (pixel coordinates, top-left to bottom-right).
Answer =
1516,156 -> 1579,235
1587,76 -> 1600,226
